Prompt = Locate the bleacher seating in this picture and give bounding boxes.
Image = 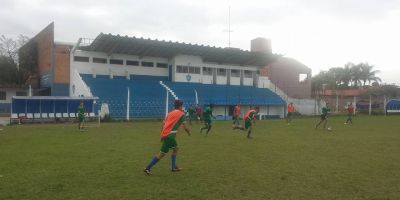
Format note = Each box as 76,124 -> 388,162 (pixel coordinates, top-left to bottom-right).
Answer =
163,82 -> 285,107
81,74 -> 169,118
81,74 -> 285,119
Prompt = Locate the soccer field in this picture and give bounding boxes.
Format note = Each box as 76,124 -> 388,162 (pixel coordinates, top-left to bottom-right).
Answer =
0,116 -> 399,200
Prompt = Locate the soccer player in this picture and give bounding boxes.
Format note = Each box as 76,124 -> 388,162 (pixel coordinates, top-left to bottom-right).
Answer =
232,104 -> 241,128
344,102 -> 354,124
233,107 -> 259,139
286,102 -> 295,125
315,103 -> 331,130
200,104 -> 214,135
188,105 -> 196,125
77,101 -> 85,131
196,104 -> 202,123
143,99 -> 191,175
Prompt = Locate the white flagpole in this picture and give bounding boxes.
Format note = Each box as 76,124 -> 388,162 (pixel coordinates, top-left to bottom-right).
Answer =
195,89 -> 199,105
165,89 -> 169,118
126,87 -> 130,121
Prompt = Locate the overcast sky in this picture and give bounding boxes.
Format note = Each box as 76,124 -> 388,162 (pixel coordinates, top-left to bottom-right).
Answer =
1,0 -> 399,85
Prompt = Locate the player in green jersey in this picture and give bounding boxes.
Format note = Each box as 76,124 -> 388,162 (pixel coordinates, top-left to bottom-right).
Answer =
315,103 -> 331,130
200,104 -> 215,135
77,101 -> 85,131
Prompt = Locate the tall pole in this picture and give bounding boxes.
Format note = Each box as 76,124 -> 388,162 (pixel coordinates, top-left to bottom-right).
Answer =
353,96 -> 356,115
165,89 -> 169,118
384,95 -> 387,116
126,87 -> 130,121
369,95 -> 372,116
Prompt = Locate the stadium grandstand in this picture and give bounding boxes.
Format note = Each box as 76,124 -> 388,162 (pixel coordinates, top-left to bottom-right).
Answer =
16,22 -> 313,119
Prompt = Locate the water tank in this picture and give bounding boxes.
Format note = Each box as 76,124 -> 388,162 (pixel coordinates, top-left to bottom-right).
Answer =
251,38 -> 272,53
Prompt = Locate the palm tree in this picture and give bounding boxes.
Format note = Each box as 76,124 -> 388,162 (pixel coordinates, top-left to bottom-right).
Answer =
358,63 -> 381,86
350,64 -> 362,87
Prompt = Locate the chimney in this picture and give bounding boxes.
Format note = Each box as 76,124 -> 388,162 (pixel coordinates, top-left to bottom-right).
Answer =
251,37 -> 272,53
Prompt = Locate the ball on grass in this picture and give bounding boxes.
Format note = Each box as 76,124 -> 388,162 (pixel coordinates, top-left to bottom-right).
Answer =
327,127 -> 332,131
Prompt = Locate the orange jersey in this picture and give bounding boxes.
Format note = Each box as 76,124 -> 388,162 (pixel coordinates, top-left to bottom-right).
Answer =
244,109 -> 257,120
288,104 -> 295,113
160,109 -> 185,138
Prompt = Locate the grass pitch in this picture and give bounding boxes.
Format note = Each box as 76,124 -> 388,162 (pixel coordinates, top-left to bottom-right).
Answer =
0,115 -> 399,200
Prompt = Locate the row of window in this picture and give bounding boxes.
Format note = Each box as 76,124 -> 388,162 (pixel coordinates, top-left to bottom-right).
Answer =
176,66 -> 201,74
74,56 -> 168,68
177,66 -> 254,78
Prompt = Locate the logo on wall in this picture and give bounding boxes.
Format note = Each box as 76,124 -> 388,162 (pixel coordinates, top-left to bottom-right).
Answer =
186,74 -> 192,82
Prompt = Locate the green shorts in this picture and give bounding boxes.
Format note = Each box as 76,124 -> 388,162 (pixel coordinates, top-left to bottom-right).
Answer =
204,118 -> 212,125
160,133 -> 177,153
78,116 -> 84,123
245,119 -> 252,129
320,114 -> 327,120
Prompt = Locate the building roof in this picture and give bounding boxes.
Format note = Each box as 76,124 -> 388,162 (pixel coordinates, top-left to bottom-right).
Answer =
79,33 -> 279,66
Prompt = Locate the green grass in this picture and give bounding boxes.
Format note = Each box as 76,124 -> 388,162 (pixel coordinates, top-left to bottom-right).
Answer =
0,116 -> 400,200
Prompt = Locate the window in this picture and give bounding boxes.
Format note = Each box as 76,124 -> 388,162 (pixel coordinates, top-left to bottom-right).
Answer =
177,65 -> 183,73
156,63 -> 168,68
74,56 -> 89,62
182,66 -> 188,73
92,57 -> 107,64
203,67 -> 213,76
177,65 -> 200,74
16,91 -> 27,96
126,60 -> 139,66
110,59 -> 123,65
141,61 -> 154,67
244,70 -> 253,78
299,73 -> 309,83
0,91 -> 6,100
231,69 -> 240,77
217,68 -> 226,76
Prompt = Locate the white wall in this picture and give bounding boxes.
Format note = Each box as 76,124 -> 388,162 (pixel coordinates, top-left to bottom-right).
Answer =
243,78 -> 253,86
202,75 -> 213,84
70,69 -> 92,97
173,55 -> 203,83
258,77 -> 271,88
216,76 -> 227,85
72,51 -> 169,77
268,106 -> 285,118
0,88 -> 27,104
230,77 -> 241,85
213,106 -> 227,116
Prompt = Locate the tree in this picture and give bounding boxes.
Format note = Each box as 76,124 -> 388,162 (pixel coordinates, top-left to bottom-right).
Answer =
0,34 -> 30,85
0,34 -> 29,64
358,63 -> 381,86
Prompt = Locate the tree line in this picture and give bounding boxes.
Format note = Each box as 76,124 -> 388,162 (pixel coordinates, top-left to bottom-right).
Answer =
312,62 -> 382,92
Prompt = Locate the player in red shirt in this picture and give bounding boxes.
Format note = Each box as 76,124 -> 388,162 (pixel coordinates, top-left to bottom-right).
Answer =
344,102 -> 354,124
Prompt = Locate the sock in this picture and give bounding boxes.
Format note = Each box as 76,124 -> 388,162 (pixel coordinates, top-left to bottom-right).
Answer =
206,125 -> 212,134
247,130 -> 252,138
171,154 -> 177,169
145,156 -> 160,170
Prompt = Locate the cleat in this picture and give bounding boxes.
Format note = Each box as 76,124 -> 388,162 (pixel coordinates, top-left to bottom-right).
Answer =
171,167 -> 182,172
143,168 -> 152,176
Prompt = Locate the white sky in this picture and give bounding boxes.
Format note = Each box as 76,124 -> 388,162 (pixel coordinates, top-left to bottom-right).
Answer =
1,0 -> 399,85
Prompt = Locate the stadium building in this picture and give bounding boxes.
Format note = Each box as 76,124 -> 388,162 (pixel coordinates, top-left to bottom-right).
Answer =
17,23 -> 312,119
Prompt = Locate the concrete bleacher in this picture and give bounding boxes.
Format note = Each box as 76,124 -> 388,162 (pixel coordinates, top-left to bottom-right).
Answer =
81,74 -> 169,118
163,82 -> 285,107
81,74 -> 285,119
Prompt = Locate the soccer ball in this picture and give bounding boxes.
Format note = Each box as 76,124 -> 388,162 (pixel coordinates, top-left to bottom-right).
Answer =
327,127 -> 332,131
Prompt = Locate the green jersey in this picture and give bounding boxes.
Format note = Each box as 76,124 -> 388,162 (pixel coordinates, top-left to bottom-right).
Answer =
203,106 -> 213,121
321,107 -> 330,116
77,106 -> 85,118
